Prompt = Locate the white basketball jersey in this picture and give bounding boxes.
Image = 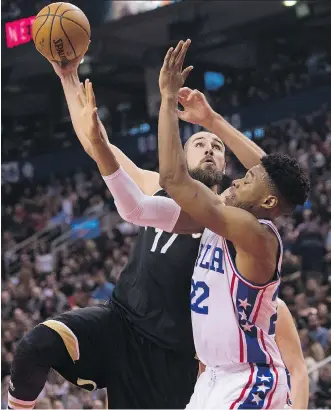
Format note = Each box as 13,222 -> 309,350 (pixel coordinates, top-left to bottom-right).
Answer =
191,219 -> 285,369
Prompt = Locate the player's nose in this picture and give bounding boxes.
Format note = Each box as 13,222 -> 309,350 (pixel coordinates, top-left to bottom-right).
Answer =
204,146 -> 213,155
232,179 -> 240,188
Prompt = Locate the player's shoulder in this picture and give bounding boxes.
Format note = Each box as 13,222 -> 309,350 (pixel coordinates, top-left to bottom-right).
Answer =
258,220 -> 281,247
276,298 -> 287,310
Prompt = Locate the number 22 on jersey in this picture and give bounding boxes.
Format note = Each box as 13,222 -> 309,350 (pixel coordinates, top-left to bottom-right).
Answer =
190,279 -> 210,315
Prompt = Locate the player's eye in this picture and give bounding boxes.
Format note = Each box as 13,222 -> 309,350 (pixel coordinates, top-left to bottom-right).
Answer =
195,142 -> 203,148
213,145 -> 221,151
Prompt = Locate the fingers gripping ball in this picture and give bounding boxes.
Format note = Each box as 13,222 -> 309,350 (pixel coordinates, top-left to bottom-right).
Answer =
32,2 -> 90,62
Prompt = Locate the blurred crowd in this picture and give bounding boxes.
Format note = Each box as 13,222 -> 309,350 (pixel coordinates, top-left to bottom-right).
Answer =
1,0 -> 100,22
2,168 -> 115,247
2,48 -> 331,162
2,71 -> 331,410
210,48 -> 331,112
266,107 -> 331,408
1,0 -> 66,21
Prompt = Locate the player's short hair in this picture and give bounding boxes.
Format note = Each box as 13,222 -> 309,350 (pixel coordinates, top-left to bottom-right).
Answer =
183,133 -> 225,156
261,153 -> 310,212
183,139 -> 190,155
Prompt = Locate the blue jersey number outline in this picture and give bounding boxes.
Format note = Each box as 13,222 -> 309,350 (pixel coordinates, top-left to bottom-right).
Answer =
190,279 -> 210,314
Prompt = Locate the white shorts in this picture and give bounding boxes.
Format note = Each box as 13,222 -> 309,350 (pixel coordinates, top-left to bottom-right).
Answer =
186,363 -> 290,409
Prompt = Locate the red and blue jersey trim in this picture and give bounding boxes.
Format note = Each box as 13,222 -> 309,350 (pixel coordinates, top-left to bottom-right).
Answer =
230,364 -> 279,409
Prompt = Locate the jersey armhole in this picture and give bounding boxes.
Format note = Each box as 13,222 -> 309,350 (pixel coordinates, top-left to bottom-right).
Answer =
223,229 -> 281,290
258,219 -> 283,273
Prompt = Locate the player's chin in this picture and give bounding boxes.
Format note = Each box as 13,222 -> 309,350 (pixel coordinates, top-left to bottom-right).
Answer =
224,194 -> 234,206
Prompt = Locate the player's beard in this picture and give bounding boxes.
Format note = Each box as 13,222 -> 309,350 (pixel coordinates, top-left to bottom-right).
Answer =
188,165 -> 224,188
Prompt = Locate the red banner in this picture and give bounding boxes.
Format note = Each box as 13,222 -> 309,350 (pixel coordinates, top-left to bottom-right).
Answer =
5,16 -> 36,48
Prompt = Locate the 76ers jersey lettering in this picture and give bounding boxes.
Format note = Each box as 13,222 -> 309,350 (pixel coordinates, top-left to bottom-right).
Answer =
191,219 -> 285,369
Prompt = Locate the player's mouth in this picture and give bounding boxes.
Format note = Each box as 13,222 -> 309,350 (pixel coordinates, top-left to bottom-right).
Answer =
202,156 -> 216,166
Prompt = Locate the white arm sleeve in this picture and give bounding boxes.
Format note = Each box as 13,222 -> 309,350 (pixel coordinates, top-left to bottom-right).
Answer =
102,167 -> 181,232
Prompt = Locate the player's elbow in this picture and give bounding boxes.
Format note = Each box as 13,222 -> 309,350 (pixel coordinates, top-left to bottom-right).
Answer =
116,199 -> 147,228
118,211 -> 141,228
116,205 -> 137,226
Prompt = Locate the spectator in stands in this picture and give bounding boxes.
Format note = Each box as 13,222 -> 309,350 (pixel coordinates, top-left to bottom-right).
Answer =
1,290 -> 15,321
91,267 -> 115,303
35,397 -> 53,409
26,286 -> 43,320
314,363 -> 331,409
317,302 -> 331,329
307,313 -> 329,350
53,400 -> 65,409
35,242 -> 54,275
300,328 -> 325,363
325,330 -> 331,357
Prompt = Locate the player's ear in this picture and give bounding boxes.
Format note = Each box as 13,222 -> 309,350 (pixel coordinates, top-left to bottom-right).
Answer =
261,195 -> 278,210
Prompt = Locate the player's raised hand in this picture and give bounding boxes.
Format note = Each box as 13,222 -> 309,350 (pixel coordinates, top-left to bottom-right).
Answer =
177,87 -> 215,129
47,42 -> 90,78
76,79 -> 102,142
159,39 -> 193,97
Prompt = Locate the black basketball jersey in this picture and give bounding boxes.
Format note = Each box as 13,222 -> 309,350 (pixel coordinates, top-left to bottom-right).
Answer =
112,189 -> 201,354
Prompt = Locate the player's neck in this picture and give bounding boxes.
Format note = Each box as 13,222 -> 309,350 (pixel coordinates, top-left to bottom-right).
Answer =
253,210 -> 274,221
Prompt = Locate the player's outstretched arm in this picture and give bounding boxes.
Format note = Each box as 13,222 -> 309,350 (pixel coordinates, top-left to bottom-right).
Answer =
177,87 -> 265,169
49,56 -> 160,195
276,299 -> 309,410
158,41 -> 273,257
78,80 -> 200,234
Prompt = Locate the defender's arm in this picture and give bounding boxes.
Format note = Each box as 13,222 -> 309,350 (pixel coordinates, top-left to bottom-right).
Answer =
178,87 -> 265,169
158,95 -> 272,257
276,299 -> 309,410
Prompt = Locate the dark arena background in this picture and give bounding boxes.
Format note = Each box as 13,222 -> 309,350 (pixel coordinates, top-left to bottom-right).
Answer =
1,0 -> 331,408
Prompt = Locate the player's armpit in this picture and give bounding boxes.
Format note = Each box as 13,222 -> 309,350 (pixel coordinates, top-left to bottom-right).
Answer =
276,298 -> 309,410
161,175 -> 272,256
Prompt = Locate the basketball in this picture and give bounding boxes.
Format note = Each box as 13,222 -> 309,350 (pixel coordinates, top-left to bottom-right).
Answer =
32,2 -> 91,62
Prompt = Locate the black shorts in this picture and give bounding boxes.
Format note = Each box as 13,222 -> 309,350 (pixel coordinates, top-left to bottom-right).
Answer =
44,303 -> 198,409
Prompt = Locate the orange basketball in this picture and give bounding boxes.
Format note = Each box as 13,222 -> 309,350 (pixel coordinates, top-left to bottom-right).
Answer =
32,2 -> 91,62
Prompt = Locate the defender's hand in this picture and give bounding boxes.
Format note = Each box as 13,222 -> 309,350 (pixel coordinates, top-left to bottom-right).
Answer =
177,87 -> 216,129
159,39 -> 193,98
76,79 -> 102,142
